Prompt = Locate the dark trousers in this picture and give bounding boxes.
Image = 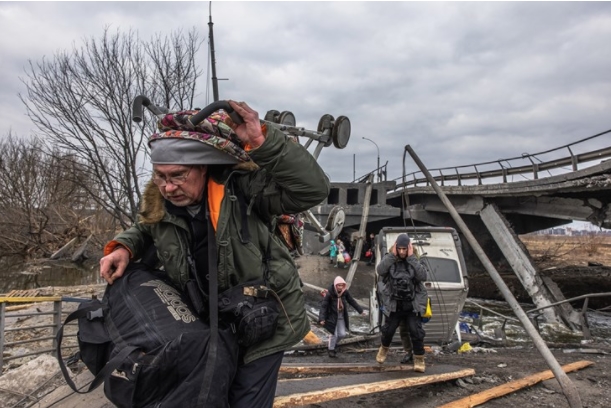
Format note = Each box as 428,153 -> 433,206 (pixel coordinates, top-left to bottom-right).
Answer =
380,307 -> 426,355
228,350 -> 284,408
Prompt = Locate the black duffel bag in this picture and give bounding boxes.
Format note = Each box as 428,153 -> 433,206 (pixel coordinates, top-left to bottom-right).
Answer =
56,264 -> 239,408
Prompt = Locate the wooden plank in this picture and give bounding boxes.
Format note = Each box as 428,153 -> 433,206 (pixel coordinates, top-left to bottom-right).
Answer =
280,362 -> 417,375
6,289 -> 40,298
437,360 -> 594,408
5,304 -> 33,312
50,237 -> 77,260
0,296 -> 62,303
274,365 -> 475,407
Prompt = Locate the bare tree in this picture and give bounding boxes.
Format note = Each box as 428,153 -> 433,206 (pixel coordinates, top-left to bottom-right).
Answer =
0,134 -> 99,259
20,27 -> 203,229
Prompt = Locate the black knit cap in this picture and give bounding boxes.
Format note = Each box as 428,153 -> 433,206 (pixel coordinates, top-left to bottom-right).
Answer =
395,233 -> 410,248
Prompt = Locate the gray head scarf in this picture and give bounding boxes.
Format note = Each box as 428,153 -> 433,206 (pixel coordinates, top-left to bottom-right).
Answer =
150,138 -> 240,165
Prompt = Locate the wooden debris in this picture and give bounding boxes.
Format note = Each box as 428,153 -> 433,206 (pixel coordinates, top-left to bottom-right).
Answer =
0,296 -> 62,303
50,237 -> 77,260
280,363 -> 419,375
437,360 -> 594,408
1,290 -> 52,310
5,304 -> 33,312
71,234 -> 92,263
5,289 -> 41,298
274,368 -> 475,407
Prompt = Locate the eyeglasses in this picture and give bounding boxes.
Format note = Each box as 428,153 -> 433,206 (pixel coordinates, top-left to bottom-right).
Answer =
152,166 -> 193,187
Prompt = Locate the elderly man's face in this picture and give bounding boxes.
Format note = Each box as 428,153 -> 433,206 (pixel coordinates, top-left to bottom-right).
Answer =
153,164 -> 207,206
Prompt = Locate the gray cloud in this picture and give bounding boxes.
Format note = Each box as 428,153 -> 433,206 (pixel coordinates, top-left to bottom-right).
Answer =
1,1 -> 610,182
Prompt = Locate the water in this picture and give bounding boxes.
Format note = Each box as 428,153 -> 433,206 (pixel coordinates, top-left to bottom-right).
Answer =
4,261 -> 610,345
0,259 -> 103,294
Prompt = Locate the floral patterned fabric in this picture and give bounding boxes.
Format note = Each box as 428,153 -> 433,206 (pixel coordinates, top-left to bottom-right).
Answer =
148,110 -> 251,163
276,214 -> 304,255
149,108 -> 308,256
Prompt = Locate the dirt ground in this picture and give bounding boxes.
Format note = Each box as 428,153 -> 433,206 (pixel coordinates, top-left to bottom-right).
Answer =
289,235 -> 611,408
2,235 -> 610,407
281,344 -> 610,408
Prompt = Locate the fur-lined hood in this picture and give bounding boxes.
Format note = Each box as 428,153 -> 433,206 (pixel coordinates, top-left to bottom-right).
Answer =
138,161 -> 259,225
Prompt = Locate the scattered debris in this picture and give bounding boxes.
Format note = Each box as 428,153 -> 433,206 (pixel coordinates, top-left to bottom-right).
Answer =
458,343 -> 473,353
0,355 -> 60,407
437,360 -> 594,408
562,348 -> 609,355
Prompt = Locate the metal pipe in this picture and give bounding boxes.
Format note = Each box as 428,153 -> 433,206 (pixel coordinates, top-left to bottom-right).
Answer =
526,292 -> 611,314
405,144 -> 583,408
5,336 -> 57,347
465,299 -> 520,322
4,311 -> 57,318
1,303 -> 5,369
4,324 -> 58,332
52,300 -> 61,357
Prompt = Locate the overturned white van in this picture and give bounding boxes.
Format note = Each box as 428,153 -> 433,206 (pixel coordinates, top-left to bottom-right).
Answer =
369,226 -> 469,345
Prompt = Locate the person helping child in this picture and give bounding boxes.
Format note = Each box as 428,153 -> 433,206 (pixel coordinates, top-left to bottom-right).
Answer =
318,276 -> 366,357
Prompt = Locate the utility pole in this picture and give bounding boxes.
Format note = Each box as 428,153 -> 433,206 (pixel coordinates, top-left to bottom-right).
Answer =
208,8 -> 219,102
362,137 -> 380,182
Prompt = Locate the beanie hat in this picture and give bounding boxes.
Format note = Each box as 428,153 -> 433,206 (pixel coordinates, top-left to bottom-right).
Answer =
148,110 -> 252,164
395,233 -> 410,248
150,138 -> 240,165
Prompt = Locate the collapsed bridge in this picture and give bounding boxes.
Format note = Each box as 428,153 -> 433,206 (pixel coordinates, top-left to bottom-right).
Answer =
305,129 -> 611,330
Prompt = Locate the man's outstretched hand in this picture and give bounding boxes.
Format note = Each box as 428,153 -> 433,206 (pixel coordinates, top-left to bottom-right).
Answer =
100,247 -> 130,284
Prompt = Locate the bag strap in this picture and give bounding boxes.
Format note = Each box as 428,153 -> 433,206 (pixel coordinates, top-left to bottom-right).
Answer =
56,304 -> 138,394
197,195 -> 219,406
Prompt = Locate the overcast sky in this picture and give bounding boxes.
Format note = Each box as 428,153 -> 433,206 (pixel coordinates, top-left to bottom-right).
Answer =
1,1 -> 610,183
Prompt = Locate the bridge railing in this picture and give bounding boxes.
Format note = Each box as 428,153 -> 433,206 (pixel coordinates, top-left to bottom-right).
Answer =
352,161 -> 389,183
391,128 -> 611,191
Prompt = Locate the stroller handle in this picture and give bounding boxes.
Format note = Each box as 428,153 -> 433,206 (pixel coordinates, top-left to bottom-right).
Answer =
132,95 -> 169,122
132,96 -> 243,126
188,101 -> 243,127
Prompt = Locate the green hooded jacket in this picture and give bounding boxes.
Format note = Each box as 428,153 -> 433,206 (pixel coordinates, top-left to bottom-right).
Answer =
110,126 -> 329,363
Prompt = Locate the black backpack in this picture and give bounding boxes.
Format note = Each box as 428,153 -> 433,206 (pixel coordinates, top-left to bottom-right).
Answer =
388,261 -> 415,301
56,264 -> 239,408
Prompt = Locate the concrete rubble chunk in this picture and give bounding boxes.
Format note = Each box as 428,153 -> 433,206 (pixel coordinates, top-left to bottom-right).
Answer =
0,354 -> 60,406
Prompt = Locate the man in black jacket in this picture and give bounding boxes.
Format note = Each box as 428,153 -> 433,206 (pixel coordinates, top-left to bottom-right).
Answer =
375,233 -> 428,372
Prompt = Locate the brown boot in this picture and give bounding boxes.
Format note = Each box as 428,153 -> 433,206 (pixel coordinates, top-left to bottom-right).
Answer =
376,346 -> 389,364
413,354 -> 425,373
